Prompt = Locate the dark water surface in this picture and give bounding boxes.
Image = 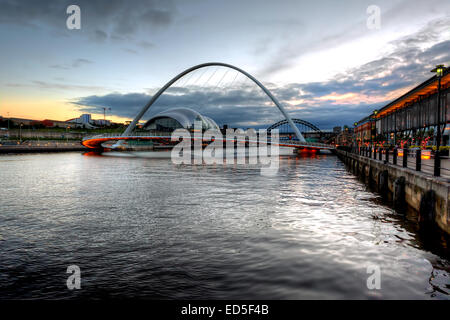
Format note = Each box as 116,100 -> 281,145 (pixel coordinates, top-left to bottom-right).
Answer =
0,152 -> 449,299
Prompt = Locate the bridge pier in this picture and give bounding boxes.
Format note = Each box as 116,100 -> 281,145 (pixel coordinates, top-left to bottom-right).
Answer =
393,176 -> 406,211
378,170 -> 389,198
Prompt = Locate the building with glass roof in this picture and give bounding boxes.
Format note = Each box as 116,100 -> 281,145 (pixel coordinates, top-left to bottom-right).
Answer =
143,108 -> 220,132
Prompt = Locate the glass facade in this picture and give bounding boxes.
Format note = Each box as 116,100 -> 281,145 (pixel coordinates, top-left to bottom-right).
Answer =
143,108 -> 220,132
146,117 -> 183,132
375,90 -> 448,135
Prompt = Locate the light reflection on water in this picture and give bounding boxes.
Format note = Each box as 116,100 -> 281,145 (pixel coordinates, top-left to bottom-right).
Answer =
0,152 -> 449,299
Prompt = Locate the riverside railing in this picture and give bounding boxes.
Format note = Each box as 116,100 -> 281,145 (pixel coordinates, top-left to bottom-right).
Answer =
351,146 -> 450,179
82,133 -> 335,149
82,131 -> 163,141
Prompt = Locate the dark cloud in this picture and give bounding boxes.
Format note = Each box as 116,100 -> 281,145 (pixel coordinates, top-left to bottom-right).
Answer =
72,86 -> 277,127
72,58 -> 93,67
73,85 -> 382,130
93,29 -> 108,42
288,102 -> 383,130
0,0 -> 176,41
124,48 -> 138,54
49,58 -> 93,70
49,64 -> 70,70
259,7 -> 450,77
74,92 -> 149,119
138,41 -> 155,49
6,80 -> 106,92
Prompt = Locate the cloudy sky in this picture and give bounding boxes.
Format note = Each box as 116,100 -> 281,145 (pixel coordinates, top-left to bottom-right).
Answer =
0,0 -> 449,130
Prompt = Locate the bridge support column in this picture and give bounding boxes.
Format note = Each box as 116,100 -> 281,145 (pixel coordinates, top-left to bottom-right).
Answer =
393,176 -> 406,211
378,170 -> 389,198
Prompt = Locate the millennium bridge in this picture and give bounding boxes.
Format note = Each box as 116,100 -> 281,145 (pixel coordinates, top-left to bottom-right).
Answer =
82,132 -> 335,150
82,62 -> 334,151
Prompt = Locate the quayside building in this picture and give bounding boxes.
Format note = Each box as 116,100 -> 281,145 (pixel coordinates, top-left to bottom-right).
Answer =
355,67 -> 450,148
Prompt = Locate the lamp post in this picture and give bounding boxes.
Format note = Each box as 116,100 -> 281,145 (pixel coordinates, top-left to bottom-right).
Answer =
353,122 -> 358,153
102,107 -> 111,123
431,64 -> 446,176
19,123 -> 23,143
372,110 -> 378,148
394,111 -> 397,147
66,126 -> 70,143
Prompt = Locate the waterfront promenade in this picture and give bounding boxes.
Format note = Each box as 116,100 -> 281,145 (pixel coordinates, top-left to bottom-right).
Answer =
355,147 -> 450,180
0,140 -> 87,153
338,149 -> 450,235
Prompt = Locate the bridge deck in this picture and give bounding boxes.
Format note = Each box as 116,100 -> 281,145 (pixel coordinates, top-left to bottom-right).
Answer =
81,134 -> 335,150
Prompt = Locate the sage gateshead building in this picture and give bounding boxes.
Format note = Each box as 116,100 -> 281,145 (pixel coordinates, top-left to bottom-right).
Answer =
143,107 -> 220,133
355,67 -> 450,148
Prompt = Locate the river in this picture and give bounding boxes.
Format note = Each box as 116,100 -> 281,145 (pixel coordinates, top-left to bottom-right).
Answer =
0,152 -> 449,299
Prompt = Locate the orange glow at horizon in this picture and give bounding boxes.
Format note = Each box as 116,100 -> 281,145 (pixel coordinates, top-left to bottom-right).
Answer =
318,92 -> 357,101
0,99 -> 131,124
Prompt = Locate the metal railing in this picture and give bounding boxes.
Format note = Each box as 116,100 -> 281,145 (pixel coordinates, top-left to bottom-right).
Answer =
82,131 -> 163,141
82,132 -> 335,149
286,140 -> 334,148
352,146 -> 450,179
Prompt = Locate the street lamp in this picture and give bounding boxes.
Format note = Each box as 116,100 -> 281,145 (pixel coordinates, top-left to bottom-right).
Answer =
66,126 -> 70,142
353,122 -> 359,152
371,110 -> 378,148
431,64 -> 447,176
102,107 -> 111,124
19,123 -> 23,143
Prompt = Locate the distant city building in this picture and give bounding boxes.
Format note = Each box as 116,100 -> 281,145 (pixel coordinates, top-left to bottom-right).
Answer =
40,119 -> 71,128
354,116 -> 372,146
333,126 -> 342,134
80,114 -> 91,124
67,113 -> 111,128
92,119 -> 111,126
335,128 -> 353,147
1,114 -> 115,130
6,117 -> 34,126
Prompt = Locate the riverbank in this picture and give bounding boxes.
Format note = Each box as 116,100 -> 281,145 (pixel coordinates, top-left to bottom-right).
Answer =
0,141 -> 88,154
336,149 -> 450,235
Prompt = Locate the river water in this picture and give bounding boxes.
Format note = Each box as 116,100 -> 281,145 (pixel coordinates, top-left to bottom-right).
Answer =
0,152 -> 449,299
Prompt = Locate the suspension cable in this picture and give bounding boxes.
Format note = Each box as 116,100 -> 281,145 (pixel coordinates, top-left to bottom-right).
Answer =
229,71 -> 240,88
192,68 -> 208,86
204,67 -> 219,87
177,70 -> 195,87
215,68 -> 230,89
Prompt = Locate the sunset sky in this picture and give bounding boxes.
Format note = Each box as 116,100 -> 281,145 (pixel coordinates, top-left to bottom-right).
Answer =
0,0 -> 449,129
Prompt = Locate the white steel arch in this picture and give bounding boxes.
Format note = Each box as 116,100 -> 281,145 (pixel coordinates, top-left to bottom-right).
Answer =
122,62 -> 306,142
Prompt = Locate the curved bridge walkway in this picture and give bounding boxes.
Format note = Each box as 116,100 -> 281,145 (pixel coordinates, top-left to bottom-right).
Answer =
81,133 -> 335,150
